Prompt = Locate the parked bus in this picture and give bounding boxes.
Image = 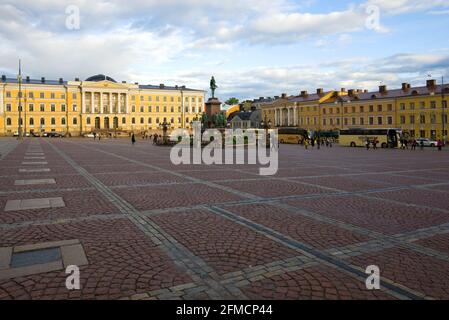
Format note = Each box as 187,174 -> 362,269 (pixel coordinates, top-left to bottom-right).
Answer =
339,128 -> 404,148
278,128 -> 309,144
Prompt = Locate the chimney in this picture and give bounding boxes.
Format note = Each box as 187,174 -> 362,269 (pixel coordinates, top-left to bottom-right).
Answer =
316,88 -> 324,95
348,89 -> 355,96
274,95 -> 279,99
135,82 -> 139,85
1,75 -> 5,81
181,85 -> 186,89
340,88 -> 346,93
402,83 -> 409,91
75,77 -> 80,81
281,93 -> 287,99
26,76 -> 30,82
159,83 -> 165,89
175,85 -> 178,89
41,77 -> 45,83
379,85 -> 387,93
364,89 -> 368,93
259,96 -> 264,100
59,78 -> 63,84
122,81 -> 127,83
427,79 -> 436,88
300,90 -> 308,97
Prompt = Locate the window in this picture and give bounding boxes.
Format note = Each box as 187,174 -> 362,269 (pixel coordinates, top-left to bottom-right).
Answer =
61,104 -> 66,112
61,94 -> 65,99
377,105 -> 382,112
430,114 -> 436,124
378,117 -> 383,125
400,103 -> 405,110
140,117 -> 144,124
387,116 -> 393,125
86,117 -> 91,125
40,118 -> 45,125
156,106 -> 160,112
73,118 -> 77,125
156,96 -> 160,102
73,104 -> 77,112
156,117 -> 160,124
148,106 -> 152,112
420,130 -> 426,138
6,104 -> 11,112
148,117 -> 152,124
369,105 -> 374,112
430,101 -> 436,109
171,97 -> 174,102
51,93 -> 55,99
419,102 -> 425,109
30,118 -> 34,126
40,92 -> 45,99
420,115 -> 426,124
132,117 -> 135,124
148,96 -> 152,102
369,117 -> 374,125
360,106 -> 364,113
51,117 -> 56,125
323,119 -> 327,125
170,106 -> 174,113
29,92 -> 34,98
122,117 -> 126,124
171,117 -> 174,123
140,106 -> 144,112
40,104 -> 45,112
387,104 -> 393,112
51,104 -> 56,112
410,115 -> 415,124
163,106 -> 167,112
6,118 -> 11,126
62,118 -> 66,125
400,116 -> 406,124
6,91 -> 11,98
132,105 -> 136,112
29,104 -> 34,112
72,93 -> 77,100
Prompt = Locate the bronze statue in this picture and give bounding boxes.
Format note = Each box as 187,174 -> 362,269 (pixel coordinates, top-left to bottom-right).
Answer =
210,76 -> 217,98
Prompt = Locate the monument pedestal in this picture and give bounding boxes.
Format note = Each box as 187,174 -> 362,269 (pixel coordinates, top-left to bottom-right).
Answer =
205,98 -> 221,120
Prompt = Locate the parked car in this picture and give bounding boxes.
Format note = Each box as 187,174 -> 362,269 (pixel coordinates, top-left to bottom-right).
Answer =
416,138 -> 438,147
13,131 -> 19,137
84,133 -> 95,138
31,132 -> 40,137
48,132 -> 62,138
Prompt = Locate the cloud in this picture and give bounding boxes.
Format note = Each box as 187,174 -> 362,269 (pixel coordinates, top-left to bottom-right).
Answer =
366,0 -> 449,15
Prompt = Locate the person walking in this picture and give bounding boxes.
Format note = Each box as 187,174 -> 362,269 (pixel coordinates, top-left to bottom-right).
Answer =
373,139 -> 378,150
366,139 -> 370,150
131,133 -> 136,145
437,139 -> 443,151
93,132 -> 97,140
411,139 -> 417,151
304,138 -> 309,150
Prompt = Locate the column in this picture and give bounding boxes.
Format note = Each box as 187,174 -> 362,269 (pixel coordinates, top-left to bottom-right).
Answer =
125,94 -> 129,114
82,91 -> 86,114
100,91 -> 103,114
91,92 -> 95,114
109,93 -> 113,114
117,93 -> 120,114
294,107 -> 297,126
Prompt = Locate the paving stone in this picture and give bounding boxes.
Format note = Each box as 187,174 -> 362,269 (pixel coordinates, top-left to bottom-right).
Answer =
14,179 -> 56,186
19,168 -> 50,173
4,197 -> 65,211
21,162 -> 48,165
0,247 -> 12,269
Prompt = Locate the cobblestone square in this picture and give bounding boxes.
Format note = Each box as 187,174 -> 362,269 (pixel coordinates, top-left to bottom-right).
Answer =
1,137 -> 449,300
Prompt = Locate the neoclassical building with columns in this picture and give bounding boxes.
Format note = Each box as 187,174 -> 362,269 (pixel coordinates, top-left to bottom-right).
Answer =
0,74 -> 206,136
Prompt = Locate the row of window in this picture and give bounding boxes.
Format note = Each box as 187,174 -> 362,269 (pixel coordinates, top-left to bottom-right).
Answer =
5,116 -> 196,127
4,104 -> 201,114
5,91 -> 203,103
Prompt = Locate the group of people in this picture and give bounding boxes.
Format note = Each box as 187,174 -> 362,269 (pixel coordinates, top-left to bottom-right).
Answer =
303,137 -> 334,150
400,138 -> 444,151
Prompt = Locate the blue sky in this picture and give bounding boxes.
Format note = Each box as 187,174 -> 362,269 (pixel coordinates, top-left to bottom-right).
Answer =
1,0 -> 449,101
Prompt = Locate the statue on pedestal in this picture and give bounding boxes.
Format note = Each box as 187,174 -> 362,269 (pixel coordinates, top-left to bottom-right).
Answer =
210,76 -> 218,99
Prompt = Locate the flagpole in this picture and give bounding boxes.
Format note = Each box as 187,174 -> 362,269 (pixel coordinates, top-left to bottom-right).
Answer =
18,59 -> 23,140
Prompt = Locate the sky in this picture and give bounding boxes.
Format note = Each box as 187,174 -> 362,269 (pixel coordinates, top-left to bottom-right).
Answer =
1,0 -> 449,101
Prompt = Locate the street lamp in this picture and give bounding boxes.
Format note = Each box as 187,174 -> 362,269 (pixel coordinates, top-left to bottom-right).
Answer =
159,119 -> 172,144
335,97 -> 350,130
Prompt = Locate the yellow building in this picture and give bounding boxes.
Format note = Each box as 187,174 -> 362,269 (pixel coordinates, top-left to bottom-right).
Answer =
0,74 -> 206,137
261,79 -> 448,141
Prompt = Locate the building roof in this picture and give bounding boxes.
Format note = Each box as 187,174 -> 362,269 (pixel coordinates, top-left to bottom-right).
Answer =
230,111 -> 253,121
0,74 -> 205,92
85,74 -> 117,82
346,85 -> 449,101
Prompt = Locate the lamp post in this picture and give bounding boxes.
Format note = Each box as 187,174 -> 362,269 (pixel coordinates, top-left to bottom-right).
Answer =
442,76 -> 446,145
159,119 -> 171,144
17,60 -> 23,140
335,97 -> 350,130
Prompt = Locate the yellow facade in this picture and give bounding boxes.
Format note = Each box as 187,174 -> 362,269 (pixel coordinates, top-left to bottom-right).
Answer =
0,74 -> 205,136
261,80 -> 448,140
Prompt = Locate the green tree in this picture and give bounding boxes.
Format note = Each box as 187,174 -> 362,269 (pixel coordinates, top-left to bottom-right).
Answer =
225,97 -> 239,105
